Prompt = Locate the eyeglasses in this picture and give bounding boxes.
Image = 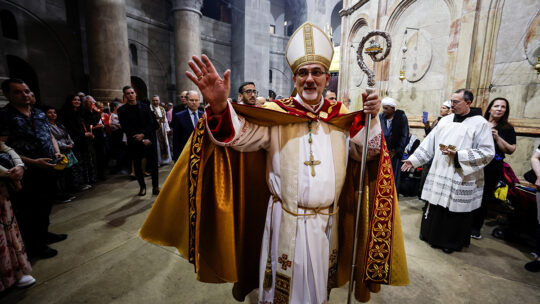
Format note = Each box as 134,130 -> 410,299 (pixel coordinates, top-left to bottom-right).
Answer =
243,89 -> 258,95
295,69 -> 327,79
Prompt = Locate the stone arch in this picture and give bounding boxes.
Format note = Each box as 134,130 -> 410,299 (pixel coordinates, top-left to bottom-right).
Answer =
6,55 -> 39,100
330,1 -> 343,45
385,0 -> 457,35
128,39 -> 168,100
131,76 -> 148,102
201,0 -> 231,23
284,0 -> 308,35
269,66 -> 292,97
338,16 -> 370,110
0,2 -> 75,107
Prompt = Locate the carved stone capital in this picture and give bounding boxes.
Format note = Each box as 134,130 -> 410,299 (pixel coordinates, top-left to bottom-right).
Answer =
172,0 -> 203,16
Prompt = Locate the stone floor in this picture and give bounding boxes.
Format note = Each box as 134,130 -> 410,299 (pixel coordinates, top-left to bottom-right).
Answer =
1,164 -> 539,303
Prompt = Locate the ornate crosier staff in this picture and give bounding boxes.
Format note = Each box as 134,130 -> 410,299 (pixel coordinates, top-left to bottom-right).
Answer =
347,30 -> 391,304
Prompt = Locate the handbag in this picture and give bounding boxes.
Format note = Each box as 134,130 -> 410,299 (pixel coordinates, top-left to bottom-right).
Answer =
494,184 -> 509,201
65,150 -> 78,168
53,154 -> 68,170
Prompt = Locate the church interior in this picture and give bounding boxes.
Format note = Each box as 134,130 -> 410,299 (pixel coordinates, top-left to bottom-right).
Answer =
0,0 -> 539,303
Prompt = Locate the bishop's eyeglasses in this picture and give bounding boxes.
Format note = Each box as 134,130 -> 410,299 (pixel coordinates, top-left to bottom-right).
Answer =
295,69 -> 328,79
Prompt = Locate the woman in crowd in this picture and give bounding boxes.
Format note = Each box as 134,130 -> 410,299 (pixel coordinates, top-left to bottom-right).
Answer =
44,106 -> 77,203
471,97 -> 516,239
59,95 -> 94,191
0,141 -> 35,290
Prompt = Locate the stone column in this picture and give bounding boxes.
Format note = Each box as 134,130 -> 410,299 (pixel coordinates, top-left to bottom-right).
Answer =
172,0 -> 203,102
85,0 -> 131,101
231,0 -> 271,98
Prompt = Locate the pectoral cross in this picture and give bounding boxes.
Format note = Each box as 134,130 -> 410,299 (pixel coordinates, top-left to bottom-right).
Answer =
304,152 -> 321,177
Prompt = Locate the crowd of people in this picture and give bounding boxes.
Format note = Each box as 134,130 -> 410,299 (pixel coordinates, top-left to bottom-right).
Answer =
0,77 -> 220,291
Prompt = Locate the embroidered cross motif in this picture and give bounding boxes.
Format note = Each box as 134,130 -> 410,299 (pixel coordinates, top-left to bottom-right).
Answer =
278,254 -> 292,270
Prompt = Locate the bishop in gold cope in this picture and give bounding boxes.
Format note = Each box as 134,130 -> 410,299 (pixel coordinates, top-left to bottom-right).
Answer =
140,22 -> 409,304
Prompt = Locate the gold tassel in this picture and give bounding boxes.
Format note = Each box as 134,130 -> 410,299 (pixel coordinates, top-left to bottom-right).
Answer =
263,256 -> 272,289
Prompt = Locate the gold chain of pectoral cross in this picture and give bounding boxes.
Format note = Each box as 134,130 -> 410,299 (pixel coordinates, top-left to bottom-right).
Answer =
304,120 -> 321,177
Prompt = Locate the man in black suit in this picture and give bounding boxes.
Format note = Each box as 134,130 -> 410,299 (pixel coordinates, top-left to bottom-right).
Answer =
117,85 -> 160,196
172,90 -> 203,161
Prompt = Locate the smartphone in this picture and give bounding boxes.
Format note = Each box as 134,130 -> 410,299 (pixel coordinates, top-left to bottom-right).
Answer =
49,157 -> 64,164
422,111 -> 428,124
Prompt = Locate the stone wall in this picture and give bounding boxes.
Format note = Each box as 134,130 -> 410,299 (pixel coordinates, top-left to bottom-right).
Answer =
201,16 -> 231,83
126,1 -> 172,102
0,0 -> 85,108
488,0 -> 540,176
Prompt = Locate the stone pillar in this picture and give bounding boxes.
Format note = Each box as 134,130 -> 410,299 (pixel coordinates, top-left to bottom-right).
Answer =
85,0 -> 131,101
231,0 -> 270,98
172,0 -> 203,102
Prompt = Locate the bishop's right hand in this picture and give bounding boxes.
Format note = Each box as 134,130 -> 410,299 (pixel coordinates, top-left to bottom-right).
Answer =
186,55 -> 230,115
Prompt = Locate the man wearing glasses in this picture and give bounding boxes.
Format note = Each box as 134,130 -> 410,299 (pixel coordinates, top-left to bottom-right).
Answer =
238,81 -> 258,105
141,22 -> 408,303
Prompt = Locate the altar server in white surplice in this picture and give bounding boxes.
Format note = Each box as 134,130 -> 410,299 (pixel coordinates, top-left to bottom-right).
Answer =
402,89 -> 495,254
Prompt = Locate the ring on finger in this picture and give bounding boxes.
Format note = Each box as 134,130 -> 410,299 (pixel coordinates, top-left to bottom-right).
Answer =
198,75 -> 203,80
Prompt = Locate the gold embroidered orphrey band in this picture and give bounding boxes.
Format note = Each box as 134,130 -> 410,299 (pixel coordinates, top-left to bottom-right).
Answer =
272,196 -> 338,217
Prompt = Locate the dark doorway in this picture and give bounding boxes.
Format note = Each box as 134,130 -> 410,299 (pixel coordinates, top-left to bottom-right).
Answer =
6,55 -> 40,102
130,76 -> 148,102
1,10 -> 18,40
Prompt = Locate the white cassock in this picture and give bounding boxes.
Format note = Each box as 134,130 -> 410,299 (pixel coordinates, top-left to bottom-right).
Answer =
207,96 -> 381,304
151,105 -> 172,165
408,113 -> 494,212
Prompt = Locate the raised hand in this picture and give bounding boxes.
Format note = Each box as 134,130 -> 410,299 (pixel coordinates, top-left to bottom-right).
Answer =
186,55 -> 230,115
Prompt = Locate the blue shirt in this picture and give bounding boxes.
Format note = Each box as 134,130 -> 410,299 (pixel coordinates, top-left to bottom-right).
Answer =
0,104 -> 56,159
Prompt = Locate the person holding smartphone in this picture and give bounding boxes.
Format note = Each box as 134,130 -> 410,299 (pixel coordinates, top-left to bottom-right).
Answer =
423,100 -> 451,136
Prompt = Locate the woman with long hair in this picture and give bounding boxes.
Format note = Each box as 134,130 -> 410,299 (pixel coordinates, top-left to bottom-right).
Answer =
471,97 -> 516,239
59,94 -> 95,191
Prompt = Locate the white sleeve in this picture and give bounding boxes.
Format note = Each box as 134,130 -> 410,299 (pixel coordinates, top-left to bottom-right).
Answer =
206,102 -> 271,152
349,115 -> 382,161
456,121 -> 495,176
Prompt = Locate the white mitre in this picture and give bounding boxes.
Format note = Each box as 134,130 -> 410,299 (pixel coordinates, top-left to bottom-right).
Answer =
285,22 -> 334,73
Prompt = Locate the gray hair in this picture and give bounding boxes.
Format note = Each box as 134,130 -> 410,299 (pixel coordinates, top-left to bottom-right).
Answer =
83,95 -> 95,103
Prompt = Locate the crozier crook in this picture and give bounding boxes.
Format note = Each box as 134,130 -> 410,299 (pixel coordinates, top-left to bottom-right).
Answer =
348,30 -> 391,304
